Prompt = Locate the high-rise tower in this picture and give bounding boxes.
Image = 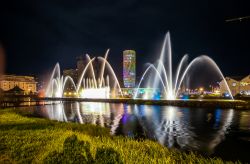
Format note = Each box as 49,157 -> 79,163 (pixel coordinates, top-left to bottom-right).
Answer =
123,50 -> 136,88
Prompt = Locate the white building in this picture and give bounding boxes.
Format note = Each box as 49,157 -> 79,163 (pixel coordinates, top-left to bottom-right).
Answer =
219,75 -> 250,96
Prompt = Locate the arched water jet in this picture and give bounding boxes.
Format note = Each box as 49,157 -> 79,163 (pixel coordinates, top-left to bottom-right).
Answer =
173,54 -> 188,96
45,63 -> 61,96
137,32 -> 177,100
63,76 -> 77,93
153,33 -> 168,89
51,79 -> 58,97
46,64 -> 78,98
99,49 -> 110,87
175,55 -> 233,99
76,57 -> 96,92
51,77 -> 62,97
134,64 -> 167,99
153,32 -> 173,98
136,32 -> 233,100
46,50 -> 122,99
97,57 -> 123,97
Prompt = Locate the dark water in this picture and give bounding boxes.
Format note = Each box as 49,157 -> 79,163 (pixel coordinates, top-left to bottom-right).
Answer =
21,102 -> 250,162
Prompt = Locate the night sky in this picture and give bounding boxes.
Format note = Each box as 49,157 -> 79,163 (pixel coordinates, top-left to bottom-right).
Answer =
0,0 -> 249,80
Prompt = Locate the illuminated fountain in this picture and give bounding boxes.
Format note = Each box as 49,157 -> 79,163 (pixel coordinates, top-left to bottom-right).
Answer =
45,63 -> 76,97
134,32 -> 233,100
45,32 -> 233,100
45,49 -> 123,99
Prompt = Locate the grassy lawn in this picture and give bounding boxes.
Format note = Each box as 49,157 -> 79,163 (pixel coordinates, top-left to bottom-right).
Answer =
0,108 -> 235,163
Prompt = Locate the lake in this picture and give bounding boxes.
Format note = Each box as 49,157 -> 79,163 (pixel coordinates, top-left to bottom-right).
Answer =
18,102 -> 250,162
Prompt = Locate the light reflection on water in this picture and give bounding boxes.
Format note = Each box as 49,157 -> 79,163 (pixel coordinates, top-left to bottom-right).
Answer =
33,102 -> 250,162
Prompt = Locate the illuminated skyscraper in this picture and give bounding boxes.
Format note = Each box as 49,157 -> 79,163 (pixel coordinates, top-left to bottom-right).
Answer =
123,50 -> 136,88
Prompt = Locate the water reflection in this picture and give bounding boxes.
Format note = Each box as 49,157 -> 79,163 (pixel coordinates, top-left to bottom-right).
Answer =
239,111 -> 250,131
134,106 -> 198,149
40,102 -> 67,122
35,102 -> 250,157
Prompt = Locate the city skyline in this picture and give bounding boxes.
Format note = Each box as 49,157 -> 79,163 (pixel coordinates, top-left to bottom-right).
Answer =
0,2 -> 250,163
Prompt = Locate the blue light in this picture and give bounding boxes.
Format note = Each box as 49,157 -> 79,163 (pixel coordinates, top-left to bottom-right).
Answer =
153,91 -> 161,100
181,95 -> 189,100
214,109 -> 221,128
139,89 -> 145,94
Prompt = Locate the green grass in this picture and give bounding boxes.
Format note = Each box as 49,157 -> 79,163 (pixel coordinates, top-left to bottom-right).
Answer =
0,108 -> 237,163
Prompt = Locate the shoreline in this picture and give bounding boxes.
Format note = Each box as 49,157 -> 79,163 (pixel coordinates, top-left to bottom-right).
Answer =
1,97 -> 249,109
39,97 -> 250,109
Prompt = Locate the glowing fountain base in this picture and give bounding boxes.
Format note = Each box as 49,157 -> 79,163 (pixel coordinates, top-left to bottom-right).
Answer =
79,87 -> 110,99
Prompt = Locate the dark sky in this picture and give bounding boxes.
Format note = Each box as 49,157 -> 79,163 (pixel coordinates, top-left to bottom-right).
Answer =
0,0 -> 249,79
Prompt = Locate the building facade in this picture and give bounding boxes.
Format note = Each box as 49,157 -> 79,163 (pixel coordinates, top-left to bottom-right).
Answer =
219,75 -> 250,96
63,55 -> 89,84
0,75 -> 37,94
123,50 -> 136,88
